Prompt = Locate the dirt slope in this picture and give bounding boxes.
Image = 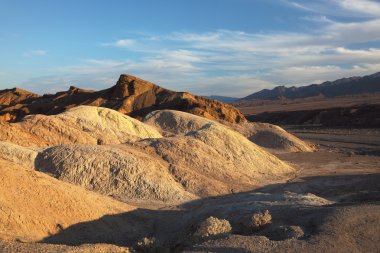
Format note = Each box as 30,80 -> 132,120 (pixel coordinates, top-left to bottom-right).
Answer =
0,106 -> 162,147
0,159 -> 150,243
144,110 -> 314,152
0,74 -> 246,124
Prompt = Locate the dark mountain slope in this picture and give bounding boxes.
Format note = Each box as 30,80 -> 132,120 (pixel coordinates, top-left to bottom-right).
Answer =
206,95 -> 239,103
241,72 -> 380,101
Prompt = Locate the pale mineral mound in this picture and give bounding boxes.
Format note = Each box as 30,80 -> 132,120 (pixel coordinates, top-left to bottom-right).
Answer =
35,129 -> 293,202
0,159 -> 148,243
34,129 -> 294,202
0,107 -> 295,203
135,127 -> 294,197
35,144 -> 195,203
185,123 -> 294,178
143,109 -> 212,136
0,106 -> 161,147
0,141 -> 38,168
231,122 -> 315,152
144,110 -> 314,152
136,137 -> 256,196
139,112 -> 294,197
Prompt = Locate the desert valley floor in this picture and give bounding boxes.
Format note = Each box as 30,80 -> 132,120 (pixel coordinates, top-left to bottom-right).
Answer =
0,76 -> 379,253
1,123 -> 379,253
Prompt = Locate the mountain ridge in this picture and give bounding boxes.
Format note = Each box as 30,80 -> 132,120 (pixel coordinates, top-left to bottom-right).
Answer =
0,74 -> 247,124
239,72 -> 380,101
206,95 -> 239,103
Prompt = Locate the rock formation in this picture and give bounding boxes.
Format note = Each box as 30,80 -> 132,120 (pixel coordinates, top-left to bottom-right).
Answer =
0,107 -> 294,203
0,74 -> 246,124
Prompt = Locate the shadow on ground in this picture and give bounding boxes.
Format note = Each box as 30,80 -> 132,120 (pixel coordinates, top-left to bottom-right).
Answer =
40,173 -> 380,250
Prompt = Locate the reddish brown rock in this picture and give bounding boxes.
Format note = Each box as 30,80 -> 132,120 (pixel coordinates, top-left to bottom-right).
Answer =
0,74 -> 246,124
0,88 -> 39,121
0,87 -> 39,106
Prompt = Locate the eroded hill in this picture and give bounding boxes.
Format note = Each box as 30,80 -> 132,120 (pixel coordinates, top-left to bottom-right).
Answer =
0,106 -> 295,203
0,74 -> 246,124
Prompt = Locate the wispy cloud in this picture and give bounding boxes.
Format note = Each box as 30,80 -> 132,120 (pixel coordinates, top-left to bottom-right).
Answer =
268,64 -> 380,86
300,15 -> 333,23
285,0 -> 380,18
23,49 -> 48,57
21,0 -> 380,96
102,39 -> 136,48
336,0 -> 380,17
287,1 -> 318,12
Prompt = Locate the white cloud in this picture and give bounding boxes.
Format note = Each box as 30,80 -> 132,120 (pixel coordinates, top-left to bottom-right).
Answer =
102,39 -> 135,48
323,19 -> 380,45
286,0 -> 380,18
269,63 -> 380,86
21,0 -> 380,97
287,1 -> 318,12
301,15 -> 334,23
337,0 -> 380,17
23,49 -> 47,57
186,75 -> 274,97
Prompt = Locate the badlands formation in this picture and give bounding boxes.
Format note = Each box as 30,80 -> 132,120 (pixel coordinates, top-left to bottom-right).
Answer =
0,74 -> 246,123
1,75 -> 377,253
0,105 -> 295,205
0,104 -> 298,250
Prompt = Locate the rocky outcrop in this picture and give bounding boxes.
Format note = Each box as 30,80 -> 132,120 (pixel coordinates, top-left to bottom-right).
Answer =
0,74 -> 246,124
0,88 -> 38,106
0,88 -> 39,121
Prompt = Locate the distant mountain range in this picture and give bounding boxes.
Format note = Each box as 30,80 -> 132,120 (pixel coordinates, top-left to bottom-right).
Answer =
206,95 -> 239,103
240,72 -> 380,101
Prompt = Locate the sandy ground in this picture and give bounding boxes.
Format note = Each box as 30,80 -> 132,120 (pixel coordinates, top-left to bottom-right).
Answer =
234,93 -> 380,115
183,126 -> 380,252
263,127 -> 380,213
1,126 -> 379,252
286,126 -> 380,155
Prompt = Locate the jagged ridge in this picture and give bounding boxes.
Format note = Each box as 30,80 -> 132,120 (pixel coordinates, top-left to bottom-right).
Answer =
0,74 -> 247,124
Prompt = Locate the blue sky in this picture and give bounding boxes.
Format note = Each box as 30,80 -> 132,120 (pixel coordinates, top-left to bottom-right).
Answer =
1,0 -> 380,97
